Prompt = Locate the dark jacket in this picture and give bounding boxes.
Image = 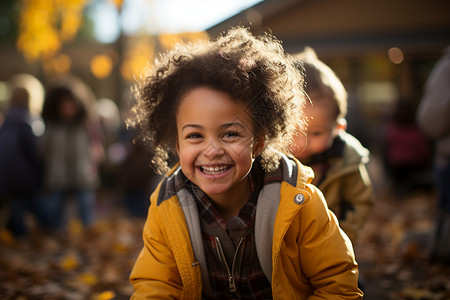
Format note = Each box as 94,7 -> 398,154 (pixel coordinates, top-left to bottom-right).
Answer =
0,108 -> 41,195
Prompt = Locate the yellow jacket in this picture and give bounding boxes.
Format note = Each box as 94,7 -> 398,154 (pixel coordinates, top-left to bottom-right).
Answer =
317,132 -> 375,243
130,155 -> 362,299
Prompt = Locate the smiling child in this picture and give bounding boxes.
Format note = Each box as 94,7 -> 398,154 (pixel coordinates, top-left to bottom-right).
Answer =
128,27 -> 362,299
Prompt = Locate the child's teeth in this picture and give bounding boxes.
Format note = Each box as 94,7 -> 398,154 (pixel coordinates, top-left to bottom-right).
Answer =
203,166 -> 228,173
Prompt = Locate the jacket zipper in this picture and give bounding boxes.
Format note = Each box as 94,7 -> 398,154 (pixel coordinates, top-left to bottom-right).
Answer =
214,236 -> 244,294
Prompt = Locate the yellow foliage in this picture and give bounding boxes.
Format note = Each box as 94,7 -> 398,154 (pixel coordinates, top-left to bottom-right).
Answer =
121,38 -> 155,82
109,0 -> 124,9
60,252 -> 80,270
17,0 -> 88,62
90,54 -> 113,79
78,272 -> 99,286
158,33 -> 182,50
113,241 -> 129,253
92,290 -> 116,300
42,54 -> 72,75
60,11 -> 82,41
158,31 -> 209,50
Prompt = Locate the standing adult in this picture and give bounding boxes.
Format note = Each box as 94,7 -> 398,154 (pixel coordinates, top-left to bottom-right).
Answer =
417,46 -> 450,263
0,87 -> 42,237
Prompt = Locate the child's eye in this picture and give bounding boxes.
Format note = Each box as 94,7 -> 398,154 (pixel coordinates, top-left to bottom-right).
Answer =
186,133 -> 202,139
223,131 -> 240,139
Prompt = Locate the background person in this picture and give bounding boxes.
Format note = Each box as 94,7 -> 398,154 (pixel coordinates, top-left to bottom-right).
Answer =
291,48 -> 375,244
40,85 -> 101,230
417,46 -> 450,264
0,86 -> 43,237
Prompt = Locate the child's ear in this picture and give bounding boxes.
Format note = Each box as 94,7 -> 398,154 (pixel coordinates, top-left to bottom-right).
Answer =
252,135 -> 266,158
337,118 -> 347,131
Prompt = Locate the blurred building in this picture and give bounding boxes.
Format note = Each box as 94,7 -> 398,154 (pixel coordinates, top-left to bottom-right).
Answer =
1,0 -> 449,155
207,0 -> 450,150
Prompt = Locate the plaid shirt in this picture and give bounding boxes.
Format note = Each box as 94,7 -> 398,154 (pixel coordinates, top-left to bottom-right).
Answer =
187,163 -> 272,299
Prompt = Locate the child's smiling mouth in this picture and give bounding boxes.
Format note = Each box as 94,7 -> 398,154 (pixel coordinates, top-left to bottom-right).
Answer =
198,164 -> 232,175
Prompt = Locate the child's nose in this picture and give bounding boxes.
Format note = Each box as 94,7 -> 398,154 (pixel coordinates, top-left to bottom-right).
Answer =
203,141 -> 225,157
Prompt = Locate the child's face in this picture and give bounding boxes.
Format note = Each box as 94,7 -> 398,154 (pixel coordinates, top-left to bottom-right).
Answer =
59,97 -> 79,121
292,100 -> 341,160
176,87 -> 261,201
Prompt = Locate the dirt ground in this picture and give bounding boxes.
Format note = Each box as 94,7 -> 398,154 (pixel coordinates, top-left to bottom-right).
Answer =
1,160 -> 449,299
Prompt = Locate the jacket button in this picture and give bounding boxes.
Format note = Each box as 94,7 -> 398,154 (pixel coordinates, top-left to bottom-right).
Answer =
294,193 -> 305,205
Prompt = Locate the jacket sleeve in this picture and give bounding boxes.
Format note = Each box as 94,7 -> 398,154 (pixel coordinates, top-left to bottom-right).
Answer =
300,185 -> 362,299
338,164 -> 375,243
129,192 -> 183,299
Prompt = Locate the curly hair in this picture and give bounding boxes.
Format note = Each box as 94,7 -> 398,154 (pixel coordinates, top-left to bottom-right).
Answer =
128,27 -> 307,174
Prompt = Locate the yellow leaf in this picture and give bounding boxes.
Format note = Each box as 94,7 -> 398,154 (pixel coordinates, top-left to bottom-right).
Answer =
16,0 -> 89,63
92,290 -> 116,300
60,253 -> 79,270
0,228 -> 15,245
78,272 -> 98,286
69,218 -> 83,236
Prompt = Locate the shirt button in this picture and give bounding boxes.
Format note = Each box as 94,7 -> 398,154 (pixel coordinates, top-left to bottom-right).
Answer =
294,193 -> 305,205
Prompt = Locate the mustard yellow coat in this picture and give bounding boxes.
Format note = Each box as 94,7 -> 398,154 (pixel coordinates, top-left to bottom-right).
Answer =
316,132 -> 375,243
130,155 -> 363,299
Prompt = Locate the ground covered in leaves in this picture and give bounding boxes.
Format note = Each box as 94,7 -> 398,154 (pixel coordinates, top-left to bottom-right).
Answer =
1,183 -> 449,299
0,195 -> 145,300
356,188 -> 450,300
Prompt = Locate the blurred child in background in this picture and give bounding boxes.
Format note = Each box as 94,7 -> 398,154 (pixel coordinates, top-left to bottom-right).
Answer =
291,47 -> 375,245
384,97 -> 432,196
40,86 -> 100,230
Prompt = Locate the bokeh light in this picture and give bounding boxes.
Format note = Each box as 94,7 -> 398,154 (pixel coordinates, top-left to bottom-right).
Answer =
85,0 -> 121,44
388,47 -> 404,64
8,73 -> 45,116
121,38 -> 155,82
16,0 -> 88,61
0,81 -> 9,110
90,54 -> 113,79
158,31 -> 209,50
42,54 -> 72,75
98,97 -> 121,136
